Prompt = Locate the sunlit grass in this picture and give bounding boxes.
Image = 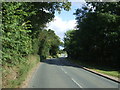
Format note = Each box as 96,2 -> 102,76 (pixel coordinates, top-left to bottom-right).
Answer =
92,69 -> 119,77
68,58 -> 119,78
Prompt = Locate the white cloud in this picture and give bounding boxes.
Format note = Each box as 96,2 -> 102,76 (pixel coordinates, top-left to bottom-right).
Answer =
46,16 -> 77,41
69,0 -> 86,3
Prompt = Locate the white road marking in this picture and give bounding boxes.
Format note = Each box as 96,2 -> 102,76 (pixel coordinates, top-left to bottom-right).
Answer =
71,78 -> 83,88
61,67 -> 68,74
64,71 -> 67,74
61,67 -> 83,88
61,67 -> 63,70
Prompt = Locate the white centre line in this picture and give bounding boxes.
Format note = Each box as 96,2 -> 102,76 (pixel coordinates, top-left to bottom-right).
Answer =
61,67 -> 64,71
64,71 -> 67,74
71,78 -> 83,88
60,67 -> 83,88
61,67 -> 68,74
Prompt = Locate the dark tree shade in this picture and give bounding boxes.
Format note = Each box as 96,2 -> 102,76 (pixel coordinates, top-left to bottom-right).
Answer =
64,2 -> 120,68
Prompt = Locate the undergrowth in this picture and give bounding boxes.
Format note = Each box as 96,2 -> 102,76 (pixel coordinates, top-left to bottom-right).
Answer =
2,54 -> 40,88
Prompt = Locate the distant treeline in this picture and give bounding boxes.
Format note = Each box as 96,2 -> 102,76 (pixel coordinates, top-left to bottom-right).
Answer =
2,2 -> 71,66
64,2 -> 120,67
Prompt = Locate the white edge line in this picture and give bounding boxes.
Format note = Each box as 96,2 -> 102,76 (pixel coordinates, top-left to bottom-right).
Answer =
71,78 -> 83,88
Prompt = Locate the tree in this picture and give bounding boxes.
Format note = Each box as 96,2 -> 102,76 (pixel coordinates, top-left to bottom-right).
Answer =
2,2 -> 33,65
38,29 -> 61,59
2,2 -> 71,65
64,30 -> 79,58
64,2 -> 120,67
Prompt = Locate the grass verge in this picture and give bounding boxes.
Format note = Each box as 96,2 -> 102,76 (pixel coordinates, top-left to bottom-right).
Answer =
68,58 -> 119,78
91,69 -> 119,77
2,54 -> 40,88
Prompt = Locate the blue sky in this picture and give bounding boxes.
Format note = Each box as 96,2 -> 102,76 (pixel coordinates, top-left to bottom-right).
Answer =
55,2 -> 85,21
47,1 -> 86,43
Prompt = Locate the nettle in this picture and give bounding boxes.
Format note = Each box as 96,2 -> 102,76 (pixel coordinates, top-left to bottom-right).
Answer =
2,2 -> 33,66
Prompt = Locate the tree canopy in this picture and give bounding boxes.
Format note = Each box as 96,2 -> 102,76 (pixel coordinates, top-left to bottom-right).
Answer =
2,2 -> 71,66
64,2 -> 120,67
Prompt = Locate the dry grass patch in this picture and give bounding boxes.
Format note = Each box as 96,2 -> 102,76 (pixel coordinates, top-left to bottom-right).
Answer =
2,54 -> 40,88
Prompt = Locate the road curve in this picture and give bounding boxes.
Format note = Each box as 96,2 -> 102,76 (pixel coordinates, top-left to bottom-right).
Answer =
28,58 -> 119,88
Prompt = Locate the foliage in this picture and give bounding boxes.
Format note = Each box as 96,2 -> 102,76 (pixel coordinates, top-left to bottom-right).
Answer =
2,54 -> 40,88
2,2 -> 33,65
2,2 -> 71,88
2,2 -> 71,65
64,30 -> 78,58
38,29 -> 61,59
30,2 -> 71,56
64,2 -> 120,67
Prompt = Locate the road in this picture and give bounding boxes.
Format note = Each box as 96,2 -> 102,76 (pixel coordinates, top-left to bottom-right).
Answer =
28,57 -> 119,88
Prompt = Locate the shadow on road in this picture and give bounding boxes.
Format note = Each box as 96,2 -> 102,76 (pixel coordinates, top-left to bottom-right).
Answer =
41,57 -> 83,69
41,57 -> 119,73
40,57 -> 120,83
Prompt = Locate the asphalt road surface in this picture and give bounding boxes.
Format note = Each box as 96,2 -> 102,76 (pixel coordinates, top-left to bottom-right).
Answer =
28,57 -> 119,88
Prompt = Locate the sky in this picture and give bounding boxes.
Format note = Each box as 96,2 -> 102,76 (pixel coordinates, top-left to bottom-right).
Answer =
46,1 -> 86,43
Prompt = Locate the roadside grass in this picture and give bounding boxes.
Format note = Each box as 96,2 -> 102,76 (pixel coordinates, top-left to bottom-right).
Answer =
68,58 -> 119,78
2,54 -> 40,88
92,69 -> 119,77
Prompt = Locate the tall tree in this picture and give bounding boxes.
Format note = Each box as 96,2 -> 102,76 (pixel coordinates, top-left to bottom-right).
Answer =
2,2 -> 71,65
64,2 -> 120,67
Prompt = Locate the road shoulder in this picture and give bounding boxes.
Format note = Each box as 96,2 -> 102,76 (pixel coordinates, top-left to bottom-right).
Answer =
66,58 -> 120,83
82,66 -> 120,83
20,62 -> 40,88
